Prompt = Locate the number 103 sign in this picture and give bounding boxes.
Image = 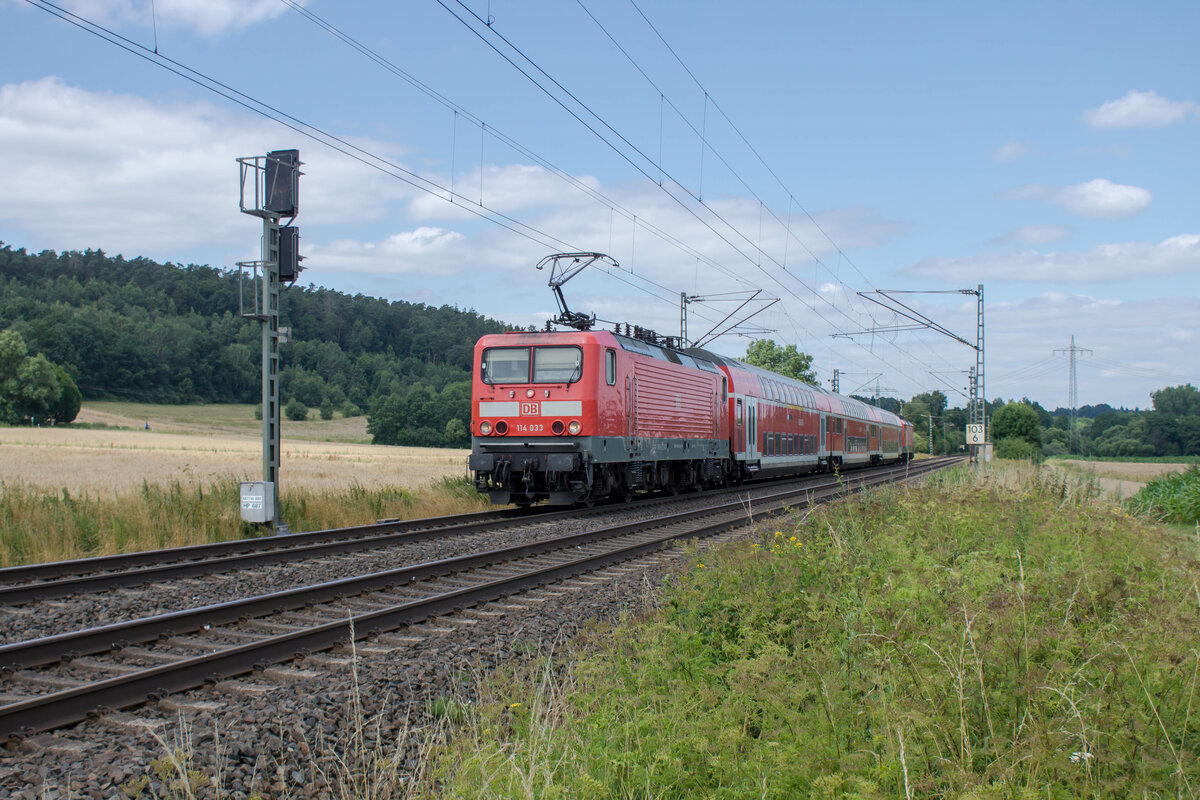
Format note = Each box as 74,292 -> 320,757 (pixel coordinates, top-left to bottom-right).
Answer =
965,424 -> 986,445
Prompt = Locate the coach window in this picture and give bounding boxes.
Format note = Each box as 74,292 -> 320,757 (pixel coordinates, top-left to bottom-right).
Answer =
532,346 -> 583,384
605,348 -> 617,385
721,377 -> 728,402
736,398 -> 743,424
482,347 -> 530,384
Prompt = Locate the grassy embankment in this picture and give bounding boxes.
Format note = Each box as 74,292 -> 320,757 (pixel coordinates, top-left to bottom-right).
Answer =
0,402 -> 488,567
424,462 -> 1200,799
0,476 -> 489,567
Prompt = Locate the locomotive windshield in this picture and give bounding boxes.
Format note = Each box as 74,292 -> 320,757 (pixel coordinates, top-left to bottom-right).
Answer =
533,346 -> 582,383
482,346 -> 582,384
482,348 -> 530,384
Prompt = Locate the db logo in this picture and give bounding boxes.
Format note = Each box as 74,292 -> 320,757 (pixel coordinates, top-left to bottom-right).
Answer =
520,402 -> 540,416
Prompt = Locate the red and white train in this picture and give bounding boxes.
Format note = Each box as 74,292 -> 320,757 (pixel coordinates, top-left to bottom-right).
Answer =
468,328 -> 914,505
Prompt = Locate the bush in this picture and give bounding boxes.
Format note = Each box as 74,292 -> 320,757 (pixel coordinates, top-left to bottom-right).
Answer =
341,401 -> 361,418
995,436 -> 1041,461
319,398 -> 334,421
433,471 -> 1200,798
1128,465 -> 1200,524
284,398 -> 308,421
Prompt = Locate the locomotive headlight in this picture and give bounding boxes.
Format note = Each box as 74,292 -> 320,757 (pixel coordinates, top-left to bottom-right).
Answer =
479,421 -> 493,435
567,420 -> 581,435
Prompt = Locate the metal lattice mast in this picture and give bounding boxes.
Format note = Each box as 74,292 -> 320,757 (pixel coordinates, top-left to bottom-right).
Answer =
237,149 -> 301,531
842,285 -> 985,460
1054,335 -> 1092,454
975,283 -> 985,427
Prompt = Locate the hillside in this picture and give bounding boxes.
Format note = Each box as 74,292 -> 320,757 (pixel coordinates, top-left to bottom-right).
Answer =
0,243 -> 517,447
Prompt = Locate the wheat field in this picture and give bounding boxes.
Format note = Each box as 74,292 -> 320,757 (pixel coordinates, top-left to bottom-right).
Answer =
0,404 -> 468,495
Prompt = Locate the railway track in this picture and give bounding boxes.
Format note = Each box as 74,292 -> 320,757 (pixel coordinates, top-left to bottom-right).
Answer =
0,456 -> 960,742
0,460 -> 930,605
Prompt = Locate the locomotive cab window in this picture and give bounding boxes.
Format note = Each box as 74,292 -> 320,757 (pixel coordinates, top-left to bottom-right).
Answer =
481,347 -> 530,384
532,346 -> 583,384
605,348 -> 616,385
483,346 -> 583,384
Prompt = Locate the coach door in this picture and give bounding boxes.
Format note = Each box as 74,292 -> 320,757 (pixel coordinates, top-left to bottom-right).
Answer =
746,398 -> 758,459
734,397 -> 745,451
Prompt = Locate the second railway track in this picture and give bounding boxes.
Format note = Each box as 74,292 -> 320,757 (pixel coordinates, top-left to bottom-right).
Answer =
0,456 -> 959,742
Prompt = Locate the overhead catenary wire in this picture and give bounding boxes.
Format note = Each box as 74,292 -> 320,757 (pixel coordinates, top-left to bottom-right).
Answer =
276,0 -> 772,332
22,0 -> 737,336
33,0 -> 963,397
436,0 -> 959,393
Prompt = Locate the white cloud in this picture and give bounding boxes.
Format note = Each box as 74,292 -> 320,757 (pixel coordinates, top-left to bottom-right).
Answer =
991,225 -> 1071,246
1002,178 -> 1151,219
904,234 -> 1200,283
0,79 -> 913,351
986,292 -> 1199,408
0,77 -> 410,257
989,140 -> 1033,163
1057,179 -> 1151,218
306,228 -> 469,276
1084,90 -> 1197,129
55,0 -> 294,36
407,163 -> 600,221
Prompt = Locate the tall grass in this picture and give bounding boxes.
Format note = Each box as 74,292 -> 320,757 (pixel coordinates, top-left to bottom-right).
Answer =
0,477 -> 491,567
1128,466 -> 1200,525
427,463 -> 1200,798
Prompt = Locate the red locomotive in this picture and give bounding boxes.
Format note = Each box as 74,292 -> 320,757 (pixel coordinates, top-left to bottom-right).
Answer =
468,327 -> 914,506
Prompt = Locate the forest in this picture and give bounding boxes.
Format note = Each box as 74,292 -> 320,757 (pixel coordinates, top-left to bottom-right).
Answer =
888,387 -> 1200,459
3,243 -> 1195,457
0,243 -> 513,447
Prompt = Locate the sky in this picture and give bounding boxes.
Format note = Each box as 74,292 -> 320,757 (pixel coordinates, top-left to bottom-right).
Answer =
1,0 -> 1197,411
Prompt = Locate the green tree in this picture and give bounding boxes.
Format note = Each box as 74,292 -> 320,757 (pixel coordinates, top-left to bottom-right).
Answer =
443,417 -> 468,447
367,395 -> 405,445
48,363 -> 81,423
13,354 -> 60,423
991,401 -> 1043,450
0,328 -> 28,423
743,339 -> 818,384
319,397 -> 334,421
910,390 -> 947,416
1152,384 -> 1200,417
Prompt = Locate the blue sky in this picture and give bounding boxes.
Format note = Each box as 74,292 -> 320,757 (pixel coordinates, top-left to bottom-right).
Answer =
1,0 -> 1196,410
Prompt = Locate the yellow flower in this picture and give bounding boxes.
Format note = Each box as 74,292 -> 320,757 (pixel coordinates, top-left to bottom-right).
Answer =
697,563 -> 705,569
775,531 -> 783,537
507,702 -> 523,710
789,536 -> 797,542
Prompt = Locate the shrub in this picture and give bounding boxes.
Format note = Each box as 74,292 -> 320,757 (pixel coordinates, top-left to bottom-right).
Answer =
284,398 -> 308,421
319,398 -> 334,421
995,435 -> 1041,461
1128,465 -> 1200,524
